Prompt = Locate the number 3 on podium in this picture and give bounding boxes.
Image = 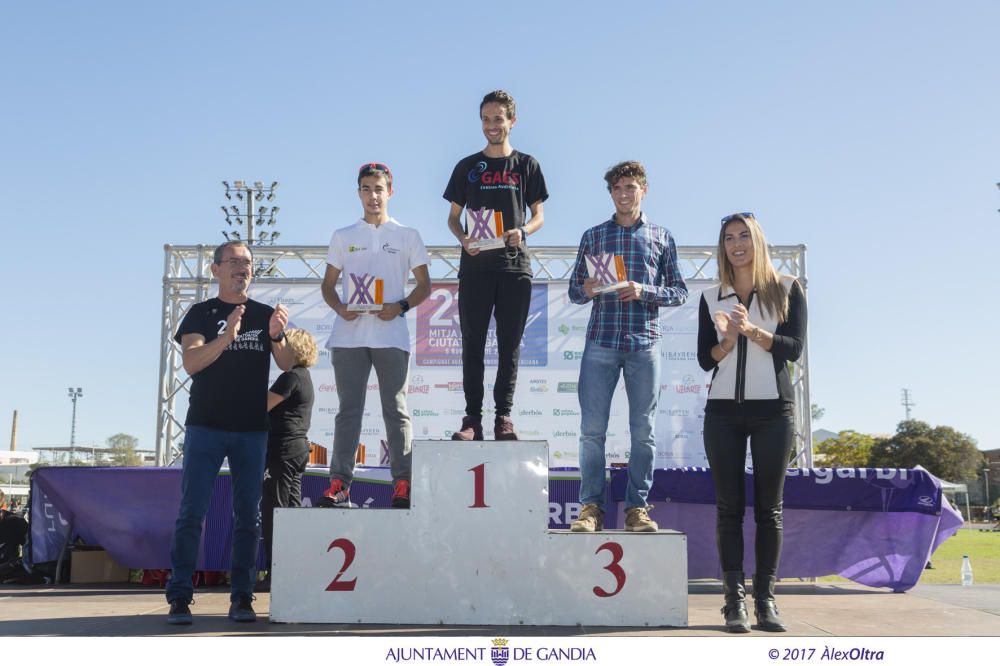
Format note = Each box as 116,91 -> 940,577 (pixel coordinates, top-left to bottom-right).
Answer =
593,542 -> 626,597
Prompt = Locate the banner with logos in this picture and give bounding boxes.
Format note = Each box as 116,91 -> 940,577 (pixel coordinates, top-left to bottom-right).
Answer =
235,281 -> 715,467
30,465 -> 962,592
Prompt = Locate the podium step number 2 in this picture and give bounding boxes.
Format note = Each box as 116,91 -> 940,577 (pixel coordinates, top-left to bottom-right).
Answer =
271,440 -> 687,626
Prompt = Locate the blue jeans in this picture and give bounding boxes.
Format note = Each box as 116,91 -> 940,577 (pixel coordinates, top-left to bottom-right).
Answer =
577,339 -> 660,512
166,425 -> 267,603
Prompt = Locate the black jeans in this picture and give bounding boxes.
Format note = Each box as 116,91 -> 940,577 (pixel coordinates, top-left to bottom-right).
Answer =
261,449 -> 309,569
703,407 -> 794,576
458,271 -> 532,418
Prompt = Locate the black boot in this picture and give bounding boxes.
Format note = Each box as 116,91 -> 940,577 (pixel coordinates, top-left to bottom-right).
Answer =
721,571 -> 751,633
752,574 -> 787,632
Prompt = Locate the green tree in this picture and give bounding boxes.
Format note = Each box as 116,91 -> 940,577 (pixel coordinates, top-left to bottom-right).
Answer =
106,433 -> 143,467
869,420 -> 985,481
811,403 -> 825,422
815,430 -> 877,467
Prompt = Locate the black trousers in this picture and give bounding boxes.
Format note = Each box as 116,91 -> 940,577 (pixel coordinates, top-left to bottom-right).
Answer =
703,407 -> 794,576
458,272 -> 532,418
261,450 -> 309,569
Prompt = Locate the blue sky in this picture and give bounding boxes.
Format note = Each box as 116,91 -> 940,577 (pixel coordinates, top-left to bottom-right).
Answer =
1,1 -> 997,456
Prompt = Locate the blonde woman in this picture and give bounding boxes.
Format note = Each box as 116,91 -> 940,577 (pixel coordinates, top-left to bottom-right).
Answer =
261,327 -> 317,577
697,212 -> 807,633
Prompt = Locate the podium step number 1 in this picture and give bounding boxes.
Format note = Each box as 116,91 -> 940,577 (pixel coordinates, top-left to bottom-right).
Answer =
271,440 -> 687,626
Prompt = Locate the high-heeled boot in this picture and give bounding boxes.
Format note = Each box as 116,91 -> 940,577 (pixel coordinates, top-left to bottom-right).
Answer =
752,574 -> 787,632
721,571 -> 751,633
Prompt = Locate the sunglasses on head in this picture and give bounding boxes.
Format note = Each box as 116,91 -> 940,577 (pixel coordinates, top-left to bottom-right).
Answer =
720,212 -> 755,225
358,162 -> 392,178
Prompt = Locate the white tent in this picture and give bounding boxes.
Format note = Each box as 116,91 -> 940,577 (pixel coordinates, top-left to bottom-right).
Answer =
939,479 -> 971,522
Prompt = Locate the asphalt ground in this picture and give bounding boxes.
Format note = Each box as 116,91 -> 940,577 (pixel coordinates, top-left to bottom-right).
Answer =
1,581 -> 998,637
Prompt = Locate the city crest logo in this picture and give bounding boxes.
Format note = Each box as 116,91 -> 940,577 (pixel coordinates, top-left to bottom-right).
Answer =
490,638 -> 509,666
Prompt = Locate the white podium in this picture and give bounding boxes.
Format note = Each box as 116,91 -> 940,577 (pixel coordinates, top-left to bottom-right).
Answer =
270,440 -> 687,626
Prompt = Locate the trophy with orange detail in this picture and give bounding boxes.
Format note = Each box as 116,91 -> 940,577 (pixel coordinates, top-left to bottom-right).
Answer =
467,207 -> 507,251
585,253 -> 629,294
346,272 -> 384,312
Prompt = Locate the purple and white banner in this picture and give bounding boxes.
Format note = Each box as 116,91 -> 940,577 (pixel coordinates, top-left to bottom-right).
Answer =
29,465 -> 963,591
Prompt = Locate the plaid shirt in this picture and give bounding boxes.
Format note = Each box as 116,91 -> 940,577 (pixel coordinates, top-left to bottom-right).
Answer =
568,213 -> 688,351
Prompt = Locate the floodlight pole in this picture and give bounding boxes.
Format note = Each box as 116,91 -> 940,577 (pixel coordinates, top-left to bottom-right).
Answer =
67,387 -> 83,463
901,388 -> 915,420
245,187 -> 255,245
221,181 -> 279,245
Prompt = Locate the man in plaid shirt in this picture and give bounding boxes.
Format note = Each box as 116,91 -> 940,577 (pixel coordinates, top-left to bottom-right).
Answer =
567,161 -> 688,533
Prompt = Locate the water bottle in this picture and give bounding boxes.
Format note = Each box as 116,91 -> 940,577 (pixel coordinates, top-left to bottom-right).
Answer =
961,555 -> 973,586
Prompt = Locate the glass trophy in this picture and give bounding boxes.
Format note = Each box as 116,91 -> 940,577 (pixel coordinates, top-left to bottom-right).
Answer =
467,208 -> 507,251
346,272 -> 384,312
585,253 -> 629,294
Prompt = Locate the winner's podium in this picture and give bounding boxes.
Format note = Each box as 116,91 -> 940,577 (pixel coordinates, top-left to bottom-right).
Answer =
271,441 -> 687,626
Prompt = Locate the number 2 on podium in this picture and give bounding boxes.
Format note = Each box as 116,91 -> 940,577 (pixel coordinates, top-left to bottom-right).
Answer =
325,538 -> 358,591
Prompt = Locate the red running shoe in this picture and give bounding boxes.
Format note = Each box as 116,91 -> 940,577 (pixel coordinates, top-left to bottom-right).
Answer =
317,478 -> 351,508
391,479 -> 411,509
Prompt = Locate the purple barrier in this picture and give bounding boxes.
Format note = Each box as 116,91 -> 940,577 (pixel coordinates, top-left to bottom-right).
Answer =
29,464 -> 962,591
608,466 -> 964,591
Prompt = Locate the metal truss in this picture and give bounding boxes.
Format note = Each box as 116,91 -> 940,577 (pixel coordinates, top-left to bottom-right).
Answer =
157,244 -> 810,467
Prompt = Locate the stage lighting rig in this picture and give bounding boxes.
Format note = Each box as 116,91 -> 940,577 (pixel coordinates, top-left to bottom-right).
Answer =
219,180 -> 280,246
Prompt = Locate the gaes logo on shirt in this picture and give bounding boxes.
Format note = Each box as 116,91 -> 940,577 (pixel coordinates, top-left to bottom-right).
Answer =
466,160 -> 521,186
348,244 -> 367,253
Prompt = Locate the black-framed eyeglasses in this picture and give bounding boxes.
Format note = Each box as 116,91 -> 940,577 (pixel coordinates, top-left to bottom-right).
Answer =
721,212 -> 755,225
358,162 -> 392,178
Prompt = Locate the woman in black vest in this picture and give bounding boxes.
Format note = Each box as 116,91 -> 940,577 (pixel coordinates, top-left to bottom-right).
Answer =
261,327 -> 317,581
697,213 -> 807,632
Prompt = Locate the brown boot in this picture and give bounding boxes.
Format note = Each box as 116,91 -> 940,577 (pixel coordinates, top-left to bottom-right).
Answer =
570,503 -> 604,532
624,505 -> 658,532
451,415 -> 483,441
494,415 -> 519,441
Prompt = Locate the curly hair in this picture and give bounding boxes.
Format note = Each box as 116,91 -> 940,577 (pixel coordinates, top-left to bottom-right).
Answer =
603,161 -> 647,192
284,327 -> 318,368
480,89 -> 516,119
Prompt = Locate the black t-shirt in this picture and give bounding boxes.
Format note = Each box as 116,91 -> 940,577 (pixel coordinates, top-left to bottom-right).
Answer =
267,366 -> 314,460
443,150 -> 548,276
174,297 -> 274,432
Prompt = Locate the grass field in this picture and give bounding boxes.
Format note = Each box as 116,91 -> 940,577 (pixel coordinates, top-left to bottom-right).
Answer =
819,527 -> 1000,585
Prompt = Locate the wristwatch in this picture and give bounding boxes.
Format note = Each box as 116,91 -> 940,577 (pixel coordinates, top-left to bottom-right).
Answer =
397,299 -> 410,317
270,331 -> 286,343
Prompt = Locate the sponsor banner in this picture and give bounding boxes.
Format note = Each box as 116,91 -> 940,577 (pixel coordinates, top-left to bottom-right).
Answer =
414,284 -> 548,367
246,281 -> 715,467
30,465 -> 961,592
0,451 -> 38,465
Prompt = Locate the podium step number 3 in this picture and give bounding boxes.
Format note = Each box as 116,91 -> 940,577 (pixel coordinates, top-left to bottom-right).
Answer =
271,440 -> 687,626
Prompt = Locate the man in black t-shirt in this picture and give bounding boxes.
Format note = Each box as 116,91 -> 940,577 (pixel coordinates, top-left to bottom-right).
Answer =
444,89 -> 549,441
165,240 -> 293,626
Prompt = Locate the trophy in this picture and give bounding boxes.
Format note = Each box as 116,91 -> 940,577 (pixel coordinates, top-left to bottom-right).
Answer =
467,207 -> 506,251
585,253 -> 629,294
346,272 -> 384,312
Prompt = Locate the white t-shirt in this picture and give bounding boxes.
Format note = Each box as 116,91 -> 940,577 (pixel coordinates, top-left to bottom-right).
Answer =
325,217 -> 429,352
